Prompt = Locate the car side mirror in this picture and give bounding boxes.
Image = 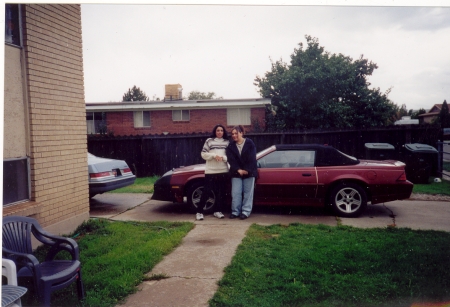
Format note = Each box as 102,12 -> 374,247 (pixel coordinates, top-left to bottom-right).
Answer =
257,161 -> 261,168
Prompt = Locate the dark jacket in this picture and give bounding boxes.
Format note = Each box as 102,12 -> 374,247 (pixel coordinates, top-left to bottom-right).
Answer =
226,138 -> 258,178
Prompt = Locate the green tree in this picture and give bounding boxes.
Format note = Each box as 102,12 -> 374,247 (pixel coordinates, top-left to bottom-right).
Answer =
390,103 -> 409,123
254,35 -> 398,130
187,91 -> 223,100
408,108 -> 426,119
438,100 -> 450,128
122,86 -> 149,101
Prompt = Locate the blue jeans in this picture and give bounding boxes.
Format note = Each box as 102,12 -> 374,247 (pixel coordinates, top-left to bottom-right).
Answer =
231,177 -> 255,217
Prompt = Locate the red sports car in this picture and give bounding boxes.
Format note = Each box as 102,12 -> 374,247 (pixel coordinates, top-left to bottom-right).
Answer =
152,144 -> 413,217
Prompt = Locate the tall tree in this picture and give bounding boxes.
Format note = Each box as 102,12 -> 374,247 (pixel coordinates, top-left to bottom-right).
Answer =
439,100 -> 450,128
255,35 -> 398,130
187,91 -> 223,100
408,108 -> 426,119
390,103 -> 409,123
122,86 -> 149,101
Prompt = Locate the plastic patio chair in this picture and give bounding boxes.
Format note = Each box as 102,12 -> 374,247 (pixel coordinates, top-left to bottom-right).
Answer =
2,258 -> 27,307
2,216 -> 85,307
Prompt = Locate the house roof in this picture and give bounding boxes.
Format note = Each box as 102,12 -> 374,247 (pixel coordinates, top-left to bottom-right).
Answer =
86,98 -> 271,112
429,104 -> 442,113
418,103 -> 447,118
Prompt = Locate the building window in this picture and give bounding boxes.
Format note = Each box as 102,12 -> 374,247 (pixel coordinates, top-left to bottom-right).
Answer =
134,111 -> 151,127
5,4 -> 21,46
86,112 -> 106,134
172,110 -> 190,121
3,157 -> 30,206
227,108 -> 251,125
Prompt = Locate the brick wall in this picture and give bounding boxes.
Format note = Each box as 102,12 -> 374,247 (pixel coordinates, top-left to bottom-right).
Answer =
20,4 -> 89,229
106,107 -> 266,136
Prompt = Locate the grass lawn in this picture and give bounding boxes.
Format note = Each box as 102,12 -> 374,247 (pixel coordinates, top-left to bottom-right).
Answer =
107,176 -> 159,194
24,219 -> 194,307
412,177 -> 450,196
210,224 -> 450,307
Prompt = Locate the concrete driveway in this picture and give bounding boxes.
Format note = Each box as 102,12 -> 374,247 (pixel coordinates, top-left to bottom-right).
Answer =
90,193 -> 450,232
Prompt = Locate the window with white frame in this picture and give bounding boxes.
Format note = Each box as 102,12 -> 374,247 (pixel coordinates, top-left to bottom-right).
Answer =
134,111 -> 151,127
227,108 -> 251,126
86,112 -> 106,134
172,110 -> 190,121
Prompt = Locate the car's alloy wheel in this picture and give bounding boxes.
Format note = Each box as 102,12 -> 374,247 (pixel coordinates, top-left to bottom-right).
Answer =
330,182 -> 367,217
187,182 -> 216,213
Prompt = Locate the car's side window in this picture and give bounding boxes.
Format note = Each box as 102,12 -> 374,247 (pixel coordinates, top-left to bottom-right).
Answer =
296,150 -> 315,167
258,150 -> 316,168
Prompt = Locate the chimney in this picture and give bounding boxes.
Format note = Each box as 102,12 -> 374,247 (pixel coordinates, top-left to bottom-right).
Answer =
164,84 -> 183,101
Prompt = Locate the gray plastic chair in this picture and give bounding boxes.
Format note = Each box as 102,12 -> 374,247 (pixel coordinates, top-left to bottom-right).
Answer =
2,258 -> 27,307
2,216 -> 85,307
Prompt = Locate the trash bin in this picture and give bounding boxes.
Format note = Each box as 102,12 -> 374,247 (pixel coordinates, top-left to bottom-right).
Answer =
400,143 -> 438,184
364,143 -> 396,160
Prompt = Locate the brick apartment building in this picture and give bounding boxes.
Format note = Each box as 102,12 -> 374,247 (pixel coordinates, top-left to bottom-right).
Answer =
86,85 -> 270,136
3,4 -> 89,234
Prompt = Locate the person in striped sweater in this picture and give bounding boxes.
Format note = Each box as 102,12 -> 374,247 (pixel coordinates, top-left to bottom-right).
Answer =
196,124 -> 230,220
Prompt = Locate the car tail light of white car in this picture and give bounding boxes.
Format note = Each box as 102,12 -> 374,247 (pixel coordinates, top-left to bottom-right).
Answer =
90,171 -> 115,179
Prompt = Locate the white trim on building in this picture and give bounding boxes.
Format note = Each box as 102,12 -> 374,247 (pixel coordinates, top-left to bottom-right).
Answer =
86,98 -> 271,112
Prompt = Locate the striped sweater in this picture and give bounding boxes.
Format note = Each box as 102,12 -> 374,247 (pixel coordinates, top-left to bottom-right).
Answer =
201,138 -> 230,174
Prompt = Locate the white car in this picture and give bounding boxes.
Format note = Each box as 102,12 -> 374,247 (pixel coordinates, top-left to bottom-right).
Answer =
88,153 -> 136,197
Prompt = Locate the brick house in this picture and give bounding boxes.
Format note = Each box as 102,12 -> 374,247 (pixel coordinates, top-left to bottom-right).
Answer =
86,97 -> 271,136
3,4 -> 89,235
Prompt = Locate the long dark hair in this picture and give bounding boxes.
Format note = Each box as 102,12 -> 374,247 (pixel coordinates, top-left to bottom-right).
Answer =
210,124 -> 228,139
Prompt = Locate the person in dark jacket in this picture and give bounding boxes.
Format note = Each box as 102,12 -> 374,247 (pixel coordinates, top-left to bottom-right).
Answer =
226,125 -> 258,219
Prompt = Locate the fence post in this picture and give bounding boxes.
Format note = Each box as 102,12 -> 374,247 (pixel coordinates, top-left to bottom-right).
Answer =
437,140 -> 443,179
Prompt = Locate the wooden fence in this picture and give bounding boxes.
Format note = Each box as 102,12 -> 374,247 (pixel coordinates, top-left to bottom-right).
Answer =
87,125 -> 442,177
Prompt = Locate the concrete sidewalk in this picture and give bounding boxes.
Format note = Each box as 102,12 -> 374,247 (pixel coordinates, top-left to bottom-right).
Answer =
121,223 -> 248,307
88,194 -> 450,307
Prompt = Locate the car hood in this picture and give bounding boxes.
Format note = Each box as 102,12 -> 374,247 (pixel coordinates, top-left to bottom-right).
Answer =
173,163 -> 206,173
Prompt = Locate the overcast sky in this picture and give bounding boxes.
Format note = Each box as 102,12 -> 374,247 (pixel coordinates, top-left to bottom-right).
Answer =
81,3 -> 450,111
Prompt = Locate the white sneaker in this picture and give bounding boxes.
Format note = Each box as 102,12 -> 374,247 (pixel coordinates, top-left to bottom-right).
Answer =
196,213 -> 204,220
213,212 -> 225,219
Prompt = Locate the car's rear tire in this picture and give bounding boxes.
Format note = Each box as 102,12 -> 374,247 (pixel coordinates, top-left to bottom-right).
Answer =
330,182 -> 367,218
186,181 -> 216,214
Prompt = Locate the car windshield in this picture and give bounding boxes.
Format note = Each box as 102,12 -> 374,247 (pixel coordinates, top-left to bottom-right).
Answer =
336,149 -> 358,161
257,146 -> 275,159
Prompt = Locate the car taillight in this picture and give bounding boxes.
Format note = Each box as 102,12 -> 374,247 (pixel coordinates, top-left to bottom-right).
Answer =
397,172 -> 407,181
123,168 -> 132,173
90,172 -> 112,178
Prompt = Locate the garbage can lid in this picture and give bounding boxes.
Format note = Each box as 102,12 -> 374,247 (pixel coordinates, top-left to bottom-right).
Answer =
364,143 -> 395,150
404,143 -> 438,153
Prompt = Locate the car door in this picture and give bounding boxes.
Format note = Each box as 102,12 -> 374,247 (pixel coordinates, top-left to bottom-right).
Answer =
254,149 -> 319,206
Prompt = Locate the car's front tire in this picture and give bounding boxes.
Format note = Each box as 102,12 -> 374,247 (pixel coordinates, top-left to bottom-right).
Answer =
186,181 -> 216,214
330,182 -> 367,218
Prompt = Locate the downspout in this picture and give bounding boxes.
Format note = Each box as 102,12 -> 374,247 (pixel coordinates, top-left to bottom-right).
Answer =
19,4 -> 32,198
